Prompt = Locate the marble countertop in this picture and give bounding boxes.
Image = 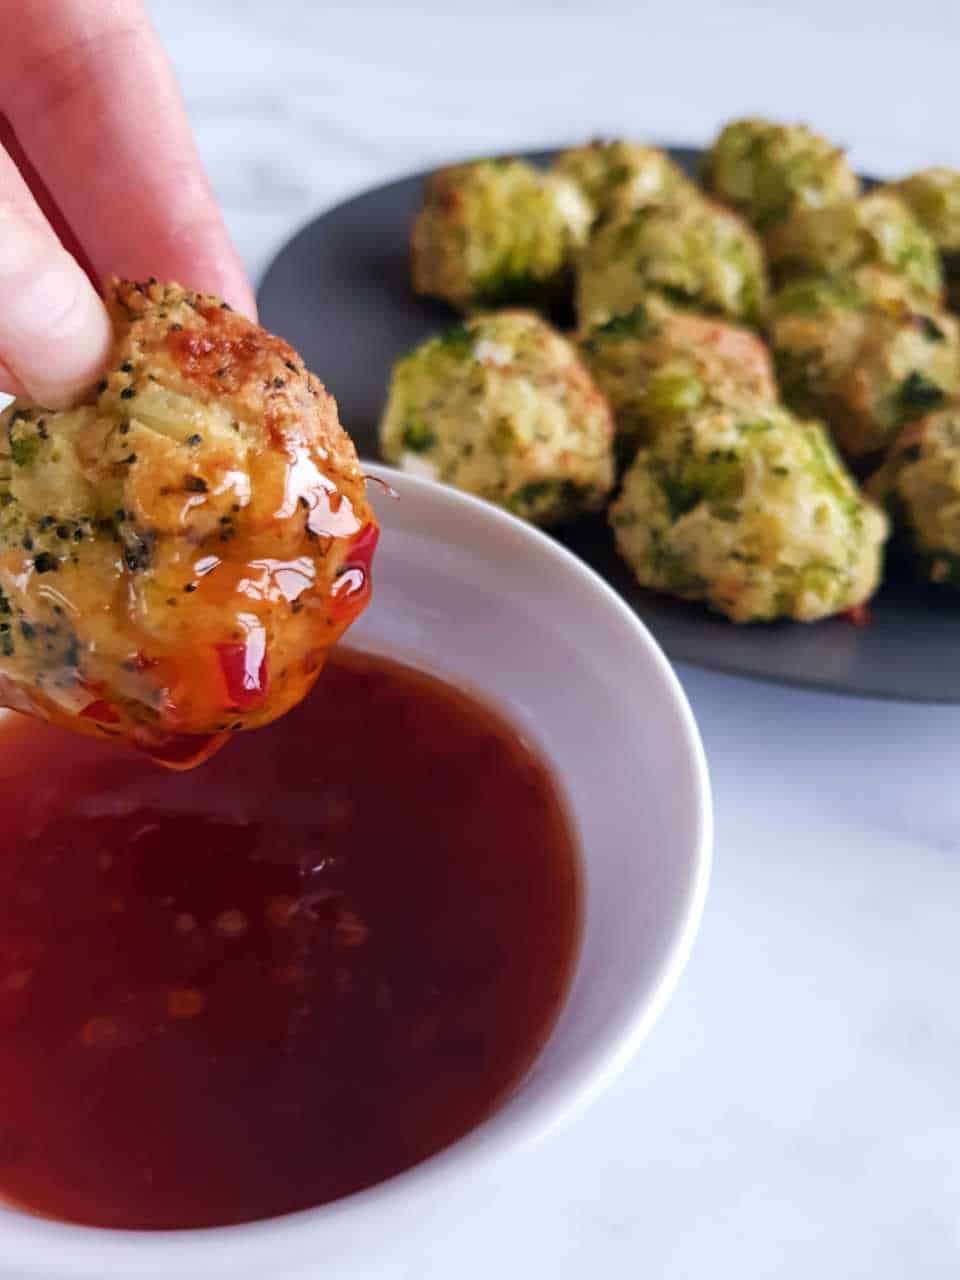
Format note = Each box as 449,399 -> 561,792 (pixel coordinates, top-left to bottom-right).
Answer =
147,3 -> 960,1275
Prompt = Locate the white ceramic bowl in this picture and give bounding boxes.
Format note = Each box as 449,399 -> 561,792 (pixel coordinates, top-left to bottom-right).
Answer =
0,467 -> 711,1278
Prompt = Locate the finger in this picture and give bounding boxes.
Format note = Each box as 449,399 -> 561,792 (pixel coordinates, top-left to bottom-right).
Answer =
0,359 -> 29,400
0,203 -> 112,408
0,125 -> 57,234
0,114 -> 98,287
0,0 -> 255,319
0,137 -> 110,401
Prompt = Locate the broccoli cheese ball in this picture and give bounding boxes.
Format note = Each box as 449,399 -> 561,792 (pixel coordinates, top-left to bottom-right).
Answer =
410,159 -> 592,311
0,280 -> 376,768
552,139 -> 696,224
576,197 -> 768,329
867,406 -> 960,588
700,117 -> 860,231
580,298 -> 776,459
883,167 -> 960,307
767,274 -> 960,461
883,168 -> 960,255
766,191 -> 943,301
609,406 -> 888,623
379,310 -> 614,525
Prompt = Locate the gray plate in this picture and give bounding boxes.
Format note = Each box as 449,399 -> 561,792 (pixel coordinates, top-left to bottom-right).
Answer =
258,146 -> 960,703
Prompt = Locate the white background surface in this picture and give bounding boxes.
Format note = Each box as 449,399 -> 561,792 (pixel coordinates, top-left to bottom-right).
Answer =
146,3 -> 960,1275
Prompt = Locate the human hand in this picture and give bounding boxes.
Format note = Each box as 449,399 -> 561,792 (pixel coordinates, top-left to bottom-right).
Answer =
0,0 -> 254,408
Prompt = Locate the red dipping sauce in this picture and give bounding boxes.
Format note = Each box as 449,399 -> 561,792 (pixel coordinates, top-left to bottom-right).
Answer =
0,651 -> 580,1229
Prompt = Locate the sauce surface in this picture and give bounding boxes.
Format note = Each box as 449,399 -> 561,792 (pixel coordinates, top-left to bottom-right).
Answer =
0,650 -> 579,1229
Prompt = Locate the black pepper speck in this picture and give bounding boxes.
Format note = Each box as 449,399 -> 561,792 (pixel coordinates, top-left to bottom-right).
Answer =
33,552 -> 58,574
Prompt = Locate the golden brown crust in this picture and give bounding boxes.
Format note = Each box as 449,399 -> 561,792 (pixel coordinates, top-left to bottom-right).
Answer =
108,279 -> 364,482
662,310 -> 776,396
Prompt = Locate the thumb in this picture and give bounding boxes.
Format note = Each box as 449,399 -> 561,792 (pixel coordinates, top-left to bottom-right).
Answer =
0,205 -> 112,409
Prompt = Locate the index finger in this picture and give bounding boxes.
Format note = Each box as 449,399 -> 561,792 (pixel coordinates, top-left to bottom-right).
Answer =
0,0 -> 255,319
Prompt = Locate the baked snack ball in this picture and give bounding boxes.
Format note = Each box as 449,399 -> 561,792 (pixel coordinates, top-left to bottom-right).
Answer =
552,140 -> 696,223
380,310 -> 614,525
700,117 -> 860,231
580,298 -> 776,460
767,274 -> 960,462
576,197 -> 768,328
868,406 -> 960,589
609,405 -> 887,622
410,159 -> 592,310
766,191 -> 943,302
0,280 -> 377,767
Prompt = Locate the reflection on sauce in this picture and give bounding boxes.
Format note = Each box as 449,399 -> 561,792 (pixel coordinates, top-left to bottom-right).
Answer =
0,650 -> 580,1229
234,556 -> 316,605
282,446 -> 361,541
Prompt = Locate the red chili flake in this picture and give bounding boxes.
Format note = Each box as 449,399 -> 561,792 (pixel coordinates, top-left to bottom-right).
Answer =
842,604 -> 873,628
347,522 -> 379,575
330,522 -> 379,614
216,639 -> 269,709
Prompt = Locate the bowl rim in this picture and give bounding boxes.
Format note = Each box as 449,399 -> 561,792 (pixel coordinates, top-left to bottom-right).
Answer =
0,466 -> 712,1276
